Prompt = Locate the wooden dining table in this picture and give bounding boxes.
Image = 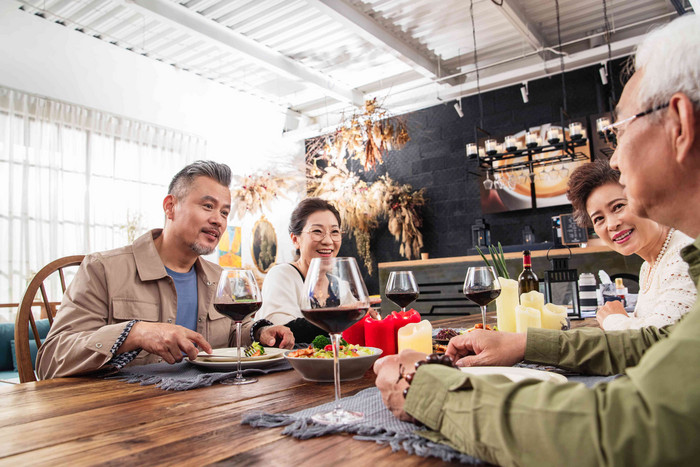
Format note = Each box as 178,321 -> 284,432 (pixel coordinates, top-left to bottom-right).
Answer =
0,313 -> 598,466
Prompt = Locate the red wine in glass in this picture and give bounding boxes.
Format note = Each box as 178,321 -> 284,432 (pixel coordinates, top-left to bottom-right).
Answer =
214,302 -> 262,322
386,271 -> 419,312
214,269 -> 263,385
385,292 -> 419,309
302,257 -> 370,425
463,266 -> 501,328
301,306 -> 368,334
463,290 -> 501,307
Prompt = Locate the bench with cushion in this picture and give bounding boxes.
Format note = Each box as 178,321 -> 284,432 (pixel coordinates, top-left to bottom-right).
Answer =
0,319 -> 50,383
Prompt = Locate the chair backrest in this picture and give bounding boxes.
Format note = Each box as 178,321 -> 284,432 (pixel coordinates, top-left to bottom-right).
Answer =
14,255 -> 84,383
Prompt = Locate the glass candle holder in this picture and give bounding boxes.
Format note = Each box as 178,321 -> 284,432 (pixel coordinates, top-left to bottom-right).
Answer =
466,143 -> 478,159
504,135 -> 517,152
547,128 -> 562,144
526,132 -> 539,148
485,139 -> 498,155
478,148 -> 486,159
596,117 -> 611,135
569,122 -> 583,140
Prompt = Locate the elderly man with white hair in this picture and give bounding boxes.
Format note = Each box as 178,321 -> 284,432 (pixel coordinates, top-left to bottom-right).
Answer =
374,14 -> 700,466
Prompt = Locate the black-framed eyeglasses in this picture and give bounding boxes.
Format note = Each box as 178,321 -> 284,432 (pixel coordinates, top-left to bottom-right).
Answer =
601,103 -> 669,149
302,228 -> 344,241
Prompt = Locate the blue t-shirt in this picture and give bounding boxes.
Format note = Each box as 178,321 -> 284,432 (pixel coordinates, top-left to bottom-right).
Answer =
165,266 -> 198,332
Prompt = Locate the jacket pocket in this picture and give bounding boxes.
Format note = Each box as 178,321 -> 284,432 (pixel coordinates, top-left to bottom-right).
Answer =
208,306 -> 229,321
112,299 -> 160,322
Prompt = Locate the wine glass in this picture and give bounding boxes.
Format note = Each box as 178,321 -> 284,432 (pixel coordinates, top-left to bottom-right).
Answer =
301,257 -> 370,424
214,268 -> 262,385
386,271 -> 419,312
463,266 -> 501,329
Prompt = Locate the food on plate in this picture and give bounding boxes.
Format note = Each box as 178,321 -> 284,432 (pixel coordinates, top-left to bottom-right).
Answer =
288,335 -> 374,359
244,342 -> 265,357
435,328 -> 459,341
433,343 -> 448,354
461,323 -> 497,333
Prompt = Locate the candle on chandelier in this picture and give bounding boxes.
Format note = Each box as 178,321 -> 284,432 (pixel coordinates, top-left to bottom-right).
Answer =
547,128 -> 562,144
526,132 -> 539,148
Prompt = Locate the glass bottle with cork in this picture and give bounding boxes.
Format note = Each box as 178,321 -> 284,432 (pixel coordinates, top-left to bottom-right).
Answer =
615,278 -> 628,308
518,250 -> 539,299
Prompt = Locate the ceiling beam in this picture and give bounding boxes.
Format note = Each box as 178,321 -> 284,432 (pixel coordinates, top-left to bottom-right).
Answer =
387,34 -> 645,114
306,0 -> 462,86
488,0 -> 548,59
124,0 -> 364,108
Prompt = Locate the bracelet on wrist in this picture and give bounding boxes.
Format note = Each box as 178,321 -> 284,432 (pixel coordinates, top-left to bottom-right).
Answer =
402,353 -> 456,398
250,319 -> 274,343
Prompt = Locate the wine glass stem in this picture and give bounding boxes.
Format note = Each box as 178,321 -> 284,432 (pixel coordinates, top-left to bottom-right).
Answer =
236,321 -> 243,380
480,305 -> 487,328
401,306 -> 406,313
330,332 -> 342,412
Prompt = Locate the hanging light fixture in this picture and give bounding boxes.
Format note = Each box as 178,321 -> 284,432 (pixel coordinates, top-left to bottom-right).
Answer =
466,0 -> 590,208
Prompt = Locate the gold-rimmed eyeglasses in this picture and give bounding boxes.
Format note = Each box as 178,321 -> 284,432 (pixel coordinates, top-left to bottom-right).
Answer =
302,228 -> 344,241
601,102 -> 669,148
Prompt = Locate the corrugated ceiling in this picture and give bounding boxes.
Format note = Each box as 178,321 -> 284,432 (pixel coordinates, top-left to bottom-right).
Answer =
16,0 -> 690,137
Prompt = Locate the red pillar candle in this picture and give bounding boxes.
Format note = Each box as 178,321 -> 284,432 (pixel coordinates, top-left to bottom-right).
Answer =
342,311 -> 368,345
390,309 -> 421,353
364,314 -> 396,356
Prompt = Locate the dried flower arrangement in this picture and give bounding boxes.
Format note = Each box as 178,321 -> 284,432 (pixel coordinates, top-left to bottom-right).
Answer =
231,172 -> 293,219
323,98 -> 410,171
307,157 -> 426,273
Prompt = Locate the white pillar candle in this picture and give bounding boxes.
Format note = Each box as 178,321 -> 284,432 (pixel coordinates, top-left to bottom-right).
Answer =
515,305 -> 542,332
495,277 -> 518,332
541,303 -> 568,330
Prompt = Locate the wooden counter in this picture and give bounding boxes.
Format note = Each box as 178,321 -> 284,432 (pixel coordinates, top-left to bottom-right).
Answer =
378,245 -> 643,318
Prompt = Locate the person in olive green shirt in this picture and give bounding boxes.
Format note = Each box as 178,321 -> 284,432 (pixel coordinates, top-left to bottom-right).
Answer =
374,14 -> 700,466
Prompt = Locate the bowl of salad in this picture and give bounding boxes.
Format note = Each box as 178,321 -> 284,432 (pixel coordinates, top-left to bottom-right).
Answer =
284,335 -> 383,382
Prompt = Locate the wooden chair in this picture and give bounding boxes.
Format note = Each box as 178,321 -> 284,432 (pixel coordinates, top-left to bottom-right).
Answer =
14,255 -> 84,383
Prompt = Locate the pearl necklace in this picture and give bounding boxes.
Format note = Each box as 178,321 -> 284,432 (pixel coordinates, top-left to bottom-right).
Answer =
641,228 -> 675,294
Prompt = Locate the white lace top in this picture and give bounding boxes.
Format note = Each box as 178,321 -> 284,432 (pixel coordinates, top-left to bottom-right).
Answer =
602,230 -> 696,330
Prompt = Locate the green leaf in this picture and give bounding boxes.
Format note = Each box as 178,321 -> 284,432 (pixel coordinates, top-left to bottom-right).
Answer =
476,246 -> 492,269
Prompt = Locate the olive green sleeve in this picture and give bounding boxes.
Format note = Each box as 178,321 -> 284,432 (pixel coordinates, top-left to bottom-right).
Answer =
524,324 -> 673,375
404,308 -> 700,466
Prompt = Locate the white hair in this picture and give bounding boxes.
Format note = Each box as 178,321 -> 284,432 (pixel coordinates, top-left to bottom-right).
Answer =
635,14 -> 700,121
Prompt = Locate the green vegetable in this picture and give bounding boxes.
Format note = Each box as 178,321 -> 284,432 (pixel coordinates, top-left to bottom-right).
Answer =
244,342 -> 265,357
476,242 -> 510,279
312,335 -> 331,349
311,335 -> 347,349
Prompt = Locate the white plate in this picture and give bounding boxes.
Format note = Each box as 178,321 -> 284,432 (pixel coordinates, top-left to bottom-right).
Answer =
187,353 -> 285,371
459,366 -> 568,384
195,347 -> 286,362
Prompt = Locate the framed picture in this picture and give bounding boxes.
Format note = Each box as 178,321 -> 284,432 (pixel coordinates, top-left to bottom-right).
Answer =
251,216 -> 277,274
218,226 -> 242,268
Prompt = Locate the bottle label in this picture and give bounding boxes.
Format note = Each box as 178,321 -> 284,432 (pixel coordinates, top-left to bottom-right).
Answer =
523,255 -> 532,268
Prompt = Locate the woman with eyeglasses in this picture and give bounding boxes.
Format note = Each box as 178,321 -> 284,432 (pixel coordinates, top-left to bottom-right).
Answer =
567,158 -> 696,330
253,197 -> 347,342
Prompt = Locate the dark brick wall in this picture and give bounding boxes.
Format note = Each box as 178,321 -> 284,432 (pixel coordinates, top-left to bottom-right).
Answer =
332,58 -> 628,293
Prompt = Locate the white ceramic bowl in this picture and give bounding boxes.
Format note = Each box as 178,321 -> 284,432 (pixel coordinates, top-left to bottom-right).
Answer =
284,347 -> 383,382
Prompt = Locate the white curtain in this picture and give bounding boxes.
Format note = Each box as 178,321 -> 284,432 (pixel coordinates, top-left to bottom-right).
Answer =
0,86 -> 207,319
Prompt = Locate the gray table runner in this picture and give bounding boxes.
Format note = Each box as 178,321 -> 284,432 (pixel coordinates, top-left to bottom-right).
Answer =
109,358 -> 292,390
242,369 -> 619,464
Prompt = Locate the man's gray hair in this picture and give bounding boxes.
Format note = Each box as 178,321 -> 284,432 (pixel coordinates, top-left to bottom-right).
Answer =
168,160 -> 232,200
635,14 -> 700,120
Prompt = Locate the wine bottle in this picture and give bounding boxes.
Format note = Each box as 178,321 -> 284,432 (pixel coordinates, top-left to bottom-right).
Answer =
518,250 -> 539,300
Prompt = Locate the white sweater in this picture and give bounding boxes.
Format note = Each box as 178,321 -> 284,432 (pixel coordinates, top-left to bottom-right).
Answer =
602,230 -> 696,330
254,263 -> 305,326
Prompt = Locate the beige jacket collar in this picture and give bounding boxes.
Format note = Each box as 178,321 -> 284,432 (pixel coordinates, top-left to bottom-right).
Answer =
132,229 -> 221,285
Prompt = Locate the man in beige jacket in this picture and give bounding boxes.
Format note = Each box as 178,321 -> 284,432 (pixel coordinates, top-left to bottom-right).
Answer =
37,160 -> 293,379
